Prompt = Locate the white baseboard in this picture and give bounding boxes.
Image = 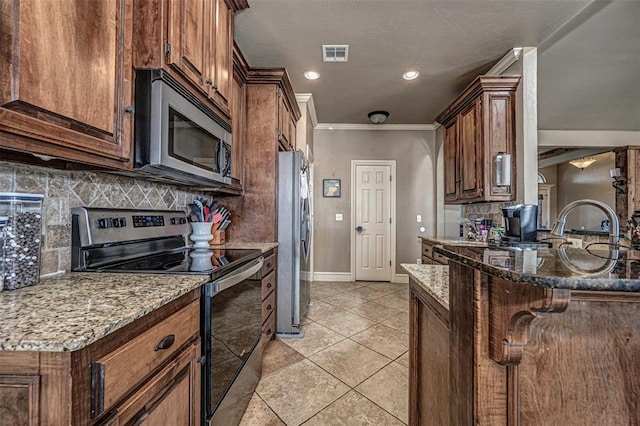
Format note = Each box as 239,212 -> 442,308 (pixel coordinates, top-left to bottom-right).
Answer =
393,274 -> 409,284
313,272 -> 352,282
301,271 -> 312,282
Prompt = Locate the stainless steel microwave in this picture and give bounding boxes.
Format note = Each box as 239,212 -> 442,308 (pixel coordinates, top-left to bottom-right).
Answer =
133,70 -> 231,187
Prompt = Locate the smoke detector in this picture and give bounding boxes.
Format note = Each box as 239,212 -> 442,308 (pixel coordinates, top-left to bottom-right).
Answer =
323,45 -> 349,62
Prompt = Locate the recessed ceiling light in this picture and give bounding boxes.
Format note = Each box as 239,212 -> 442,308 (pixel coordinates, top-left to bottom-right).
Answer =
304,71 -> 320,80
402,70 -> 420,80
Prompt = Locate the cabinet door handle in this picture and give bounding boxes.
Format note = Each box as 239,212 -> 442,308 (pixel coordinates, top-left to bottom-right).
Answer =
124,106 -> 135,114
266,304 -> 272,311
266,282 -> 272,289
205,79 -> 213,85
267,262 -> 272,268
154,334 -> 175,351
266,328 -> 272,336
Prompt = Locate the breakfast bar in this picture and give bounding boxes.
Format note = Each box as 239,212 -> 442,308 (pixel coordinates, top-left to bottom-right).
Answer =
403,242 -> 640,426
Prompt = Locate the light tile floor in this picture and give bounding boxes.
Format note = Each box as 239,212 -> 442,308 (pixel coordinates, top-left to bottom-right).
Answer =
240,280 -> 410,426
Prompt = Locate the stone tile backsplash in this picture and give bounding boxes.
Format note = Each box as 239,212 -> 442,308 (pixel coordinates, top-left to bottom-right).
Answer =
0,162 -> 206,275
462,202 -> 512,227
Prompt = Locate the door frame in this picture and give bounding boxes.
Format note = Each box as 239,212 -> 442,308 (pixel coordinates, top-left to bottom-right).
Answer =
350,160 -> 397,282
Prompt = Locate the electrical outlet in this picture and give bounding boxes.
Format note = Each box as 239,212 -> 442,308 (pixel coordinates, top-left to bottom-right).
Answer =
417,258 -> 422,264
566,237 -> 583,248
417,215 -> 422,223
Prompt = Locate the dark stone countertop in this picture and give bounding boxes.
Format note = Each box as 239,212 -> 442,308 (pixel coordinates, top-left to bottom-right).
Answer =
435,243 -> 640,292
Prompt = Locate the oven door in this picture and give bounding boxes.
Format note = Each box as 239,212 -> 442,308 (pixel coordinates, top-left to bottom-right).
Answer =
201,256 -> 264,424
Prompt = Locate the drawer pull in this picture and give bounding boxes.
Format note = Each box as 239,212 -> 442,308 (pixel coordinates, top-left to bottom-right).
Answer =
266,304 -> 272,311
196,356 -> 206,365
267,262 -> 272,268
266,328 -> 272,336
267,282 -> 272,289
154,334 -> 175,351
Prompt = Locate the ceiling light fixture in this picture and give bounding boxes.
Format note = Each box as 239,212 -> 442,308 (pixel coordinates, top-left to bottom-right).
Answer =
569,156 -> 597,170
304,70 -> 320,80
402,70 -> 420,80
368,111 -> 389,124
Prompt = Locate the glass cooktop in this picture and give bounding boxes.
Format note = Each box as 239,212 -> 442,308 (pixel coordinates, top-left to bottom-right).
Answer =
93,248 -> 261,278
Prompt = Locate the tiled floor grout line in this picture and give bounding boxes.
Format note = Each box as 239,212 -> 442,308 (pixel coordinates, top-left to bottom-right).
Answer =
243,281 -> 410,425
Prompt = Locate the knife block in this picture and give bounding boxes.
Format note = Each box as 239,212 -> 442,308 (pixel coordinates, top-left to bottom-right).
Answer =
211,230 -> 225,246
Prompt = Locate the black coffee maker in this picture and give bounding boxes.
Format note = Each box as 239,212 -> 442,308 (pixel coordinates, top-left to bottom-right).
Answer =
502,204 -> 538,244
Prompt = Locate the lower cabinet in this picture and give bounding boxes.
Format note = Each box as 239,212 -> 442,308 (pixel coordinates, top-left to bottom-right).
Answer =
260,250 -> 277,345
421,238 -> 448,265
409,278 -> 450,426
0,290 -> 201,426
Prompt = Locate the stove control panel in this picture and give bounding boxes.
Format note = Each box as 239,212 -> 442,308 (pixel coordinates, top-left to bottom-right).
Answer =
98,217 -> 127,229
132,215 -> 165,228
72,208 -> 190,247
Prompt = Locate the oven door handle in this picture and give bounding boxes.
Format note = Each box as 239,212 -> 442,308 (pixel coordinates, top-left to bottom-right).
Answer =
215,257 -> 264,293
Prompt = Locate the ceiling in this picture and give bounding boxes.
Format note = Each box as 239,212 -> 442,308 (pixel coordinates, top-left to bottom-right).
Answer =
234,1 -> 638,128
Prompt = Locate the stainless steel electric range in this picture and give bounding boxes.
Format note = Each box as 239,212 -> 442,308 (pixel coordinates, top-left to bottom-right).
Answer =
71,207 -> 264,425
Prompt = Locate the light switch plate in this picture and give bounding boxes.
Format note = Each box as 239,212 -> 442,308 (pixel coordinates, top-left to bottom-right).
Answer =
336,213 -> 343,221
417,215 -> 422,223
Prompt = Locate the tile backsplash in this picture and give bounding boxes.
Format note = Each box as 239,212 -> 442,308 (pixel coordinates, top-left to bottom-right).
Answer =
1,162 -> 205,275
462,202 -> 512,227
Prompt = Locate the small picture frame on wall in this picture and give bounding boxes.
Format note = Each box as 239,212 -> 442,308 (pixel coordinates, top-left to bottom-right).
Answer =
323,179 -> 341,197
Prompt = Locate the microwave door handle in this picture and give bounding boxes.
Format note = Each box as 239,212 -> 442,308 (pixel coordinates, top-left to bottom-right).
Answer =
222,142 -> 231,177
215,141 -> 222,174
215,257 -> 264,293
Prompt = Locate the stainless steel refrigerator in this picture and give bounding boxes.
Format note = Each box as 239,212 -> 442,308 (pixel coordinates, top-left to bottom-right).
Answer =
277,150 -> 311,337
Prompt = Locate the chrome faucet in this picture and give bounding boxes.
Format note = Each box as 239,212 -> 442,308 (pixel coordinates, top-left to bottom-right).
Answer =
551,199 -> 620,246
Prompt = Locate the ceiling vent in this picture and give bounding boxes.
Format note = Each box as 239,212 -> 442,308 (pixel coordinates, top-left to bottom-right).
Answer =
322,45 -> 349,62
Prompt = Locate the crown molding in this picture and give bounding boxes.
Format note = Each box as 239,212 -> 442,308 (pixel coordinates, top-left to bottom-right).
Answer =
316,123 -> 436,131
295,93 -> 318,128
486,47 -> 523,75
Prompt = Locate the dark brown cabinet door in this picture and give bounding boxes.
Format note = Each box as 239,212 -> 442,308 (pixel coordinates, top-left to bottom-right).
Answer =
0,0 -> 134,167
210,0 -> 233,114
231,71 -> 245,186
277,90 -> 292,151
443,121 -> 459,202
410,283 -> 450,426
0,375 -> 39,426
459,100 -> 482,200
166,0 -> 209,94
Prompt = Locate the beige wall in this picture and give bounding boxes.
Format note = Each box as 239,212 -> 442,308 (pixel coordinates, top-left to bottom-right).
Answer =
313,129 -> 436,275
556,151 -> 616,230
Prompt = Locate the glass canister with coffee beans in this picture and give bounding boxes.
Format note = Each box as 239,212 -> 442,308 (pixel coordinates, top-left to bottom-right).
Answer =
0,193 -> 44,291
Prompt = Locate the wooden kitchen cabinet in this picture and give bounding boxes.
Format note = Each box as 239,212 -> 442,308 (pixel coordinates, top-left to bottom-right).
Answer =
220,68 -> 301,242
409,277 -> 450,426
0,0 -> 134,169
278,89 -> 295,151
0,290 -> 201,425
260,250 -> 277,344
436,76 -> 520,204
421,238 -> 448,265
135,0 -> 247,122
229,45 -> 248,191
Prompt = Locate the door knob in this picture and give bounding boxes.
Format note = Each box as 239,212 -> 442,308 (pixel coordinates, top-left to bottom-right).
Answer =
355,226 -> 365,232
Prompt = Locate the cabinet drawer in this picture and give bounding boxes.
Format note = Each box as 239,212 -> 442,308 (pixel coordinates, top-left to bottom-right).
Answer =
262,310 -> 275,341
433,251 -> 449,265
261,271 -> 275,301
92,301 -> 199,417
262,290 -> 276,324
261,253 -> 276,277
422,242 -> 434,259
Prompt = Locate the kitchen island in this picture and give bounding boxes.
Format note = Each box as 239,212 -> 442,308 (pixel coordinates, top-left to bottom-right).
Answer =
403,242 -> 640,426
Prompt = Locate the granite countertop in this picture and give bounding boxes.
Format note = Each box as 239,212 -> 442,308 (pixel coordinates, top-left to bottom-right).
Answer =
435,243 -> 640,292
420,236 -> 488,248
211,242 -> 278,253
0,273 -> 209,352
401,264 -> 449,309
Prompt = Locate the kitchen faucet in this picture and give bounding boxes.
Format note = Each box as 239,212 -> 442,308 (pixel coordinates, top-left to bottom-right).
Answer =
551,199 -> 620,247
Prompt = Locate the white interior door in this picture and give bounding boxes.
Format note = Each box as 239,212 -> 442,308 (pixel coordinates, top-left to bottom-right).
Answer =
354,163 -> 391,281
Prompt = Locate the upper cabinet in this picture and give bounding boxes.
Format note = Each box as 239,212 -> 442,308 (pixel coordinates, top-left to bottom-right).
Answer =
135,0 -> 244,122
436,76 -> 520,204
0,0 -> 134,169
